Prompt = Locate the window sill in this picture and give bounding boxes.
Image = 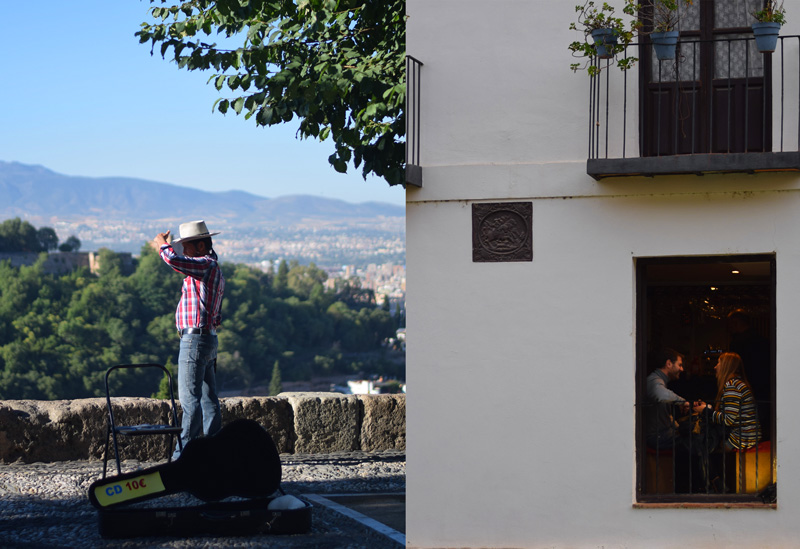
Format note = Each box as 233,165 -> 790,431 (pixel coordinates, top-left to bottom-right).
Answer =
588,151 -> 800,181
634,502 -> 776,510
636,490 -> 776,509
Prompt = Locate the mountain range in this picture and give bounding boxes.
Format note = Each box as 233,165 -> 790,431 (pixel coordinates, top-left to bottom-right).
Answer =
0,161 -> 405,265
0,161 -> 404,224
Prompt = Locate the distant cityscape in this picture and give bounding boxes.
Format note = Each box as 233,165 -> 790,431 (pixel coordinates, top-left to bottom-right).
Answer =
50,217 -> 403,263
48,217 -> 407,313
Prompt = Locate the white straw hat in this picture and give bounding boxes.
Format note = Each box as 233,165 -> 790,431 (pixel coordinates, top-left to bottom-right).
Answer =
172,220 -> 220,244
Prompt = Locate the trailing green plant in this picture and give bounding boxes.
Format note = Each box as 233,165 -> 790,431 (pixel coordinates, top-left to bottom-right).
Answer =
753,0 -> 786,24
569,0 -> 642,76
569,0 -> 698,75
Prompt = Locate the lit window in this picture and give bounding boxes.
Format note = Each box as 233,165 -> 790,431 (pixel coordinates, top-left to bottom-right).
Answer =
636,255 -> 775,504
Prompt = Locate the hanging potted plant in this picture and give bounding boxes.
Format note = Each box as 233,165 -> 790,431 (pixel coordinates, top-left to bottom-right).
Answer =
751,0 -> 786,53
644,0 -> 694,61
569,0 -> 641,76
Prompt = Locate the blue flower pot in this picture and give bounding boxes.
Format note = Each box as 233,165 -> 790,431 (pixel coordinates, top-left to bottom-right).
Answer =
651,31 -> 680,61
591,28 -> 618,59
752,22 -> 781,53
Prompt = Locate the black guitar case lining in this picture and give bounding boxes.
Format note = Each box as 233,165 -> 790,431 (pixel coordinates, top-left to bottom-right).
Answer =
90,419 -> 311,538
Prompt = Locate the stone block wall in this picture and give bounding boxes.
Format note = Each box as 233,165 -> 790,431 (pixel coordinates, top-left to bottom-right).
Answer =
0,393 -> 405,463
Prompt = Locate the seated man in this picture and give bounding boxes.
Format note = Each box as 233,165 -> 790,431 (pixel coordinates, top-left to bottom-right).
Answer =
645,348 -> 709,492
646,348 -> 693,449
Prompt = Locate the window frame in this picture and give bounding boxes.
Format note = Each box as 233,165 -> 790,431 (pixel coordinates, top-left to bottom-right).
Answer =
634,253 -> 776,505
638,0 -> 772,158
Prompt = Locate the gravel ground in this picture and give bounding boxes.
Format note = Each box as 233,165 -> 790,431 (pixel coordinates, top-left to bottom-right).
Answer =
0,452 -> 405,548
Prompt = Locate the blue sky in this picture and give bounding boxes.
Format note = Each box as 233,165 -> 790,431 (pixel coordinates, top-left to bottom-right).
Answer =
0,1 -> 405,206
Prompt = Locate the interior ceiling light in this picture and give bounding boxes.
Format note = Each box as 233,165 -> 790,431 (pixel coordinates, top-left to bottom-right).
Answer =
710,286 -> 718,291
732,270 -> 740,274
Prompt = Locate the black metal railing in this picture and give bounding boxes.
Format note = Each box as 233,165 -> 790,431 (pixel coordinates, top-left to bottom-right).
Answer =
587,35 -> 800,179
639,400 -> 775,501
406,55 -> 423,187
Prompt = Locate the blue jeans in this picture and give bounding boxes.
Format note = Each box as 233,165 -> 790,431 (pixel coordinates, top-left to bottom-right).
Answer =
174,333 -> 222,459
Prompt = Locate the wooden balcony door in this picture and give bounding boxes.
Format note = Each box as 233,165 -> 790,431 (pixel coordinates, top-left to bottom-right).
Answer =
641,0 -> 771,157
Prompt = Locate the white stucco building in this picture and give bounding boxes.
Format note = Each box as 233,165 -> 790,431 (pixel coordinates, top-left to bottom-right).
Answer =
406,0 -> 800,547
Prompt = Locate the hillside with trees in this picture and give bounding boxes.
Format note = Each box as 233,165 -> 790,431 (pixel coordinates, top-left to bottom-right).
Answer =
0,230 -> 402,401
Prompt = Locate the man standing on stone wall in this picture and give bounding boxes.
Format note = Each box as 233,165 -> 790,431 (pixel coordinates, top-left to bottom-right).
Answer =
151,220 -> 225,458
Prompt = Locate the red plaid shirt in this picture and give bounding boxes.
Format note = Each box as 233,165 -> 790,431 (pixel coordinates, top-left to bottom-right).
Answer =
159,244 -> 225,331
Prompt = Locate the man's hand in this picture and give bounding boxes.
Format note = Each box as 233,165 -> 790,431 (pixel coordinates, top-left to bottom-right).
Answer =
151,230 -> 171,250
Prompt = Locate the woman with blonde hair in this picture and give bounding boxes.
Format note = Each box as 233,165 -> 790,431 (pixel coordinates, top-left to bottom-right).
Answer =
708,352 -> 762,450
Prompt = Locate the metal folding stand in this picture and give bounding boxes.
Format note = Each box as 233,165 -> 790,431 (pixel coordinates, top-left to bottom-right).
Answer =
102,363 -> 183,478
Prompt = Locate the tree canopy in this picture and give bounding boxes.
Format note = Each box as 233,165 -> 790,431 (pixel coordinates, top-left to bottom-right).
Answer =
0,218 -> 45,252
0,246 -> 402,400
137,0 -> 406,186
59,236 -> 81,253
0,217 -> 83,254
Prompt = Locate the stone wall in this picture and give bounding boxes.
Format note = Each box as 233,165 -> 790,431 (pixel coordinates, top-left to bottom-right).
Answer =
0,393 -> 405,463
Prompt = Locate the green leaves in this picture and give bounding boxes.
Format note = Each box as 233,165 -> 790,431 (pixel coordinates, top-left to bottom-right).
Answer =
232,96 -> 245,114
137,0 -> 406,186
568,0 -> 643,76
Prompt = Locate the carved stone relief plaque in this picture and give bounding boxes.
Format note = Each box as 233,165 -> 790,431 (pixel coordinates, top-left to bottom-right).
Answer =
472,202 -> 532,263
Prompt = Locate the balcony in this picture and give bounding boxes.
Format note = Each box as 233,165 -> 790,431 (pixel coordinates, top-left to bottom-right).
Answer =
405,55 -> 423,187
587,34 -> 800,181
406,55 -> 423,187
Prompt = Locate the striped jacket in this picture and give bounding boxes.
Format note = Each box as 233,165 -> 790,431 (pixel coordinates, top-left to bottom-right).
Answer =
711,377 -> 762,450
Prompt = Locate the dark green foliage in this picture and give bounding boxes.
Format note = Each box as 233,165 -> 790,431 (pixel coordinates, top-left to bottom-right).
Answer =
0,235 -> 401,400
0,218 -> 47,252
37,227 -> 59,251
268,360 -> 282,396
153,359 -> 178,399
58,235 -> 81,253
272,259 -> 289,296
136,0 -> 406,186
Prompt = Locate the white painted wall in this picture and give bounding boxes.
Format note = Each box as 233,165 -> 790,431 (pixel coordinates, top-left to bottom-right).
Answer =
406,1 -> 800,547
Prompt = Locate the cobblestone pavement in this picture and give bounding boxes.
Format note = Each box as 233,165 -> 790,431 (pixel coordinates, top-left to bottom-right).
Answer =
0,452 -> 405,548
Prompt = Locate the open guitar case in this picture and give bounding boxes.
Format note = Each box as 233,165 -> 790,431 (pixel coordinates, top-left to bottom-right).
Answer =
88,419 -> 312,538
